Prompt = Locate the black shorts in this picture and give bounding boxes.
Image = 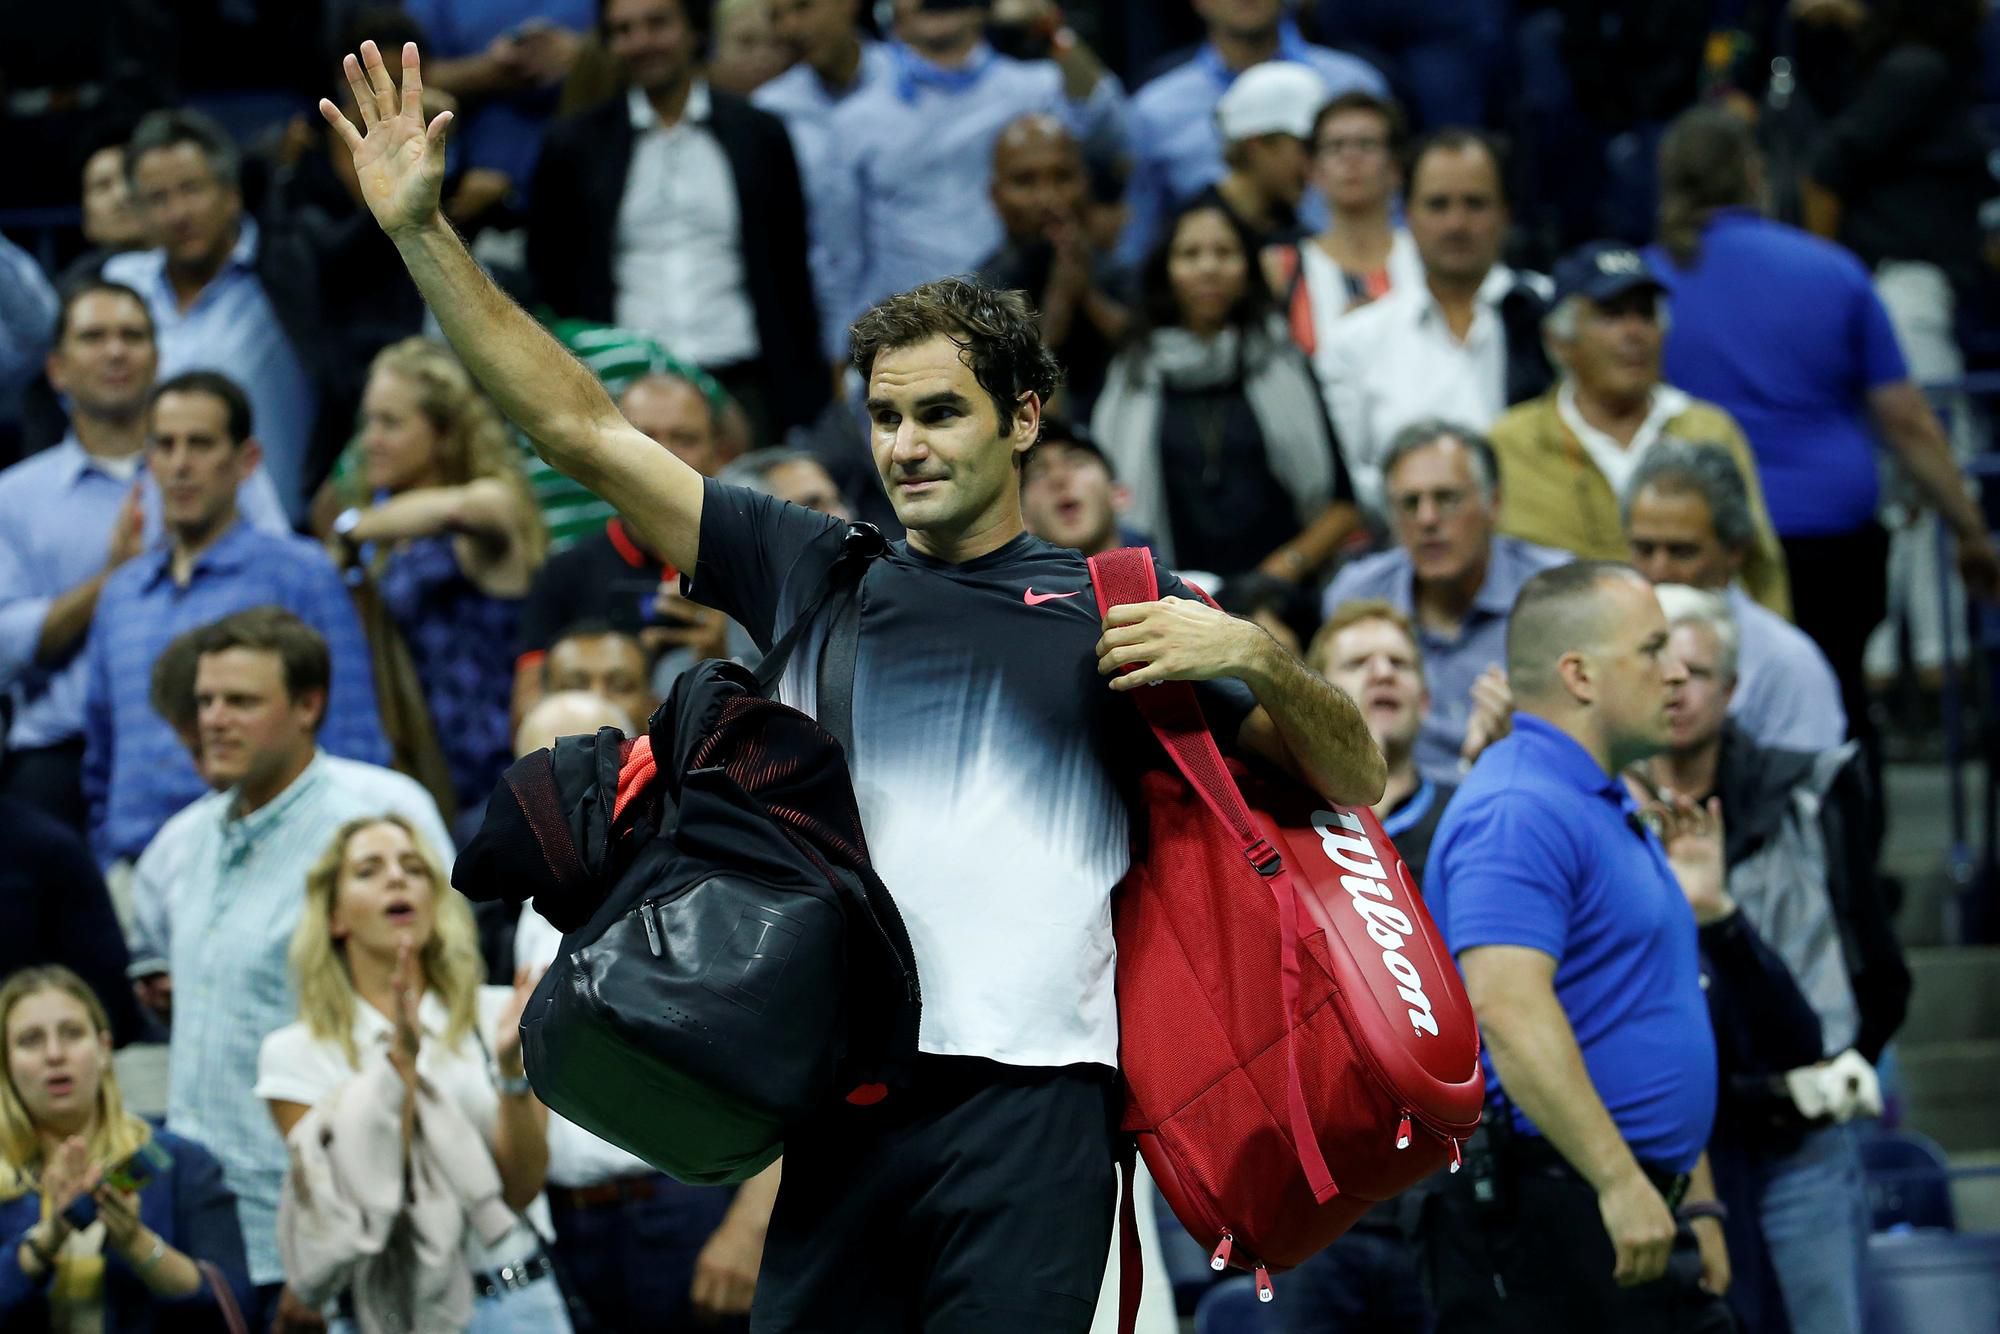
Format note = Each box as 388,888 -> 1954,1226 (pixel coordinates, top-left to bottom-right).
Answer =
751,1056 -> 1121,1334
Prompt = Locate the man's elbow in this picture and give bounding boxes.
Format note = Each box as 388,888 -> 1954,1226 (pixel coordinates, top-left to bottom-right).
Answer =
1323,743 -> 1387,808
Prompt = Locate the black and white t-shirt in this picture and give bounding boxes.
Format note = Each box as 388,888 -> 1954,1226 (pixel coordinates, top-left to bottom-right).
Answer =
690,480 -> 1256,1069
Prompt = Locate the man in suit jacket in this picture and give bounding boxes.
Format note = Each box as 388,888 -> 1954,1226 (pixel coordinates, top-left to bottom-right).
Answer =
528,0 -> 828,445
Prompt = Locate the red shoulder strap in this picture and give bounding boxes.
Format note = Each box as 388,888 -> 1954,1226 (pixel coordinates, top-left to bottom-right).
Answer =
1088,549 -> 1340,1217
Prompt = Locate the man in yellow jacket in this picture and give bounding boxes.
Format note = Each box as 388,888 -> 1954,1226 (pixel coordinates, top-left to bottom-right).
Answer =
1489,242 -> 1791,618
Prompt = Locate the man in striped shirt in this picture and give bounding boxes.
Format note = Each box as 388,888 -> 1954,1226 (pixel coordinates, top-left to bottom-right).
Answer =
128,607 -> 451,1324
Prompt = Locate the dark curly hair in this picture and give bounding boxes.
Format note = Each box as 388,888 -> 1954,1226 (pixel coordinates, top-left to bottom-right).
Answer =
848,277 -> 1064,437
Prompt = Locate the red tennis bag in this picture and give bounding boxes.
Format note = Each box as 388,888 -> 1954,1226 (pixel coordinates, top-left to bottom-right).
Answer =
1091,548 -> 1485,1325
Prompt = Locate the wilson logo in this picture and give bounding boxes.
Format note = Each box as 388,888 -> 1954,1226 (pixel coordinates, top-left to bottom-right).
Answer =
1311,810 -> 1440,1038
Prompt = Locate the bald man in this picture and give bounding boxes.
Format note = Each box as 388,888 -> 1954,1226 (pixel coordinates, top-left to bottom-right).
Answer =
513,688 -> 635,759
976,113 -> 1129,415
1416,561 -> 1736,1334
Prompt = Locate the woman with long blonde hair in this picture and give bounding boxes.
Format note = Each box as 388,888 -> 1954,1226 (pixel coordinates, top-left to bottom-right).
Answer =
325,338 -> 550,824
256,816 -> 564,1333
0,965 -> 250,1330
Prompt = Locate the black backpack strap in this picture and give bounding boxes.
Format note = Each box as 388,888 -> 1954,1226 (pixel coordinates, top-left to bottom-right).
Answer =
753,522 -> 886,699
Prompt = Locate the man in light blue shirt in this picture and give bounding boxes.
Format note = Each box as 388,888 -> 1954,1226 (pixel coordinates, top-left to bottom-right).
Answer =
756,0 -> 897,348
1624,439 -> 1847,752
83,372 -> 385,866
814,0 -> 1127,360
0,281 -> 287,829
104,110 -> 318,519
0,234 -> 56,418
1323,419 -> 1569,781
131,607 -> 450,1317
1119,0 -> 1385,265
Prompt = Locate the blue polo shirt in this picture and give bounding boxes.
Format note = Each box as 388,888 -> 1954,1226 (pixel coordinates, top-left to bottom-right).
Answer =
1426,715 -> 1716,1172
1647,210 -> 1908,538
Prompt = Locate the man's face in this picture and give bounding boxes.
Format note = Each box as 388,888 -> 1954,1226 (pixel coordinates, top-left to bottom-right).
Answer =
1590,575 -> 1687,763
81,146 -> 144,250
147,390 -> 253,536
1241,133 -> 1312,211
1313,107 -> 1398,214
1022,441 -> 1118,554
47,291 -> 156,423
1407,144 -> 1506,288
1314,617 -> 1428,760
769,0 -> 853,66
194,647 -> 321,792
867,333 -> 1033,544
895,0 -> 986,59
765,458 -> 849,518
1384,437 -> 1495,586
546,633 -> 654,732
1194,0 -> 1283,39
1663,621 -> 1732,753
712,0 -> 789,94
129,143 -> 241,272
990,122 -> 1087,241
621,376 -> 719,476
605,0 -> 698,94
1626,483 -> 1740,591
1559,288 -> 1663,406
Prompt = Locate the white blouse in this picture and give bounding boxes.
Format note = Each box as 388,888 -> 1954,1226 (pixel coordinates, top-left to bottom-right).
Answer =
255,986 -> 554,1271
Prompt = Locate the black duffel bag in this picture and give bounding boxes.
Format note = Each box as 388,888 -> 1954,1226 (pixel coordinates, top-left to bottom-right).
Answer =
452,525 -> 921,1183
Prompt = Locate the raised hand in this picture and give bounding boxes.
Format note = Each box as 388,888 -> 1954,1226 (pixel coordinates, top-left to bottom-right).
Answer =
41,1136 -> 97,1218
389,935 -> 424,1085
493,964 -> 544,1079
319,41 -> 454,237
1653,794 -> 1734,926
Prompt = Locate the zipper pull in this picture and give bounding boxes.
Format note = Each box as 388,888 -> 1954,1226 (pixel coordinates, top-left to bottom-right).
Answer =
1254,1266 -> 1274,1302
1208,1231 -> 1233,1272
1395,1112 -> 1412,1150
641,901 -> 663,957
1449,1137 -> 1464,1173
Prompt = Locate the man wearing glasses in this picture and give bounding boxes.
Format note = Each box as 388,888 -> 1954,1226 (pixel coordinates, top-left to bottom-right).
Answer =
1321,420 -> 1569,782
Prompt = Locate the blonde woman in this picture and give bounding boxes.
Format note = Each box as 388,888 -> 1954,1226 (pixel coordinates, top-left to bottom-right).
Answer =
257,815 -> 563,1333
327,338 -> 550,819
0,965 -> 250,1331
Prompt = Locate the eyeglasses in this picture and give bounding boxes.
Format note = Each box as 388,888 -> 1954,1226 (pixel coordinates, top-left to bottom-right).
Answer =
1316,136 -> 1389,158
1386,487 -> 1474,520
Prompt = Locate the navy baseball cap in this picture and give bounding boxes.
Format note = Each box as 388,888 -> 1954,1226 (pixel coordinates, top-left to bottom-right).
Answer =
1551,241 -> 1665,307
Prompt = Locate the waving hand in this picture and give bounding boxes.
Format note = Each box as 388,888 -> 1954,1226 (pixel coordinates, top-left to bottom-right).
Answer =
319,41 -> 453,236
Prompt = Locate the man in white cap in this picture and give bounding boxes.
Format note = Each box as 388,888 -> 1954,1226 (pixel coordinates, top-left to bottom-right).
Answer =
1191,60 -> 1328,249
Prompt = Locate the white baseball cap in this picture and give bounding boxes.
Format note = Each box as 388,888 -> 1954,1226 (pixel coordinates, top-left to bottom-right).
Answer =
1215,62 -> 1328,144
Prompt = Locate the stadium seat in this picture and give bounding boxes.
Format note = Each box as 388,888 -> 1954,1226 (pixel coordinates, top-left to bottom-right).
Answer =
1193,1276 -> 1283,1334
1863,1230 -> 2000,1334
1860,1129 -> 1957,1232
1151,1182 -> 1222,1315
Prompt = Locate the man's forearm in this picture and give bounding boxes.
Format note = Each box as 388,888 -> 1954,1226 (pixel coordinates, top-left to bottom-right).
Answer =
1239,636 -> 1386,806
35,572 -> 112,667
724,1159 -> 781,1235
388,215 -> 621,481
1877,384 -> 1986,541
1482,988 -> 1646,1192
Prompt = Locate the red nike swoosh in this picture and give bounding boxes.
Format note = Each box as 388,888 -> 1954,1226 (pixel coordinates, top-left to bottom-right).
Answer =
1023,588 -> 1081,606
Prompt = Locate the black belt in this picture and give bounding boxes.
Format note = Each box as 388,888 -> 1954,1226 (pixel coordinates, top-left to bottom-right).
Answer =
472,1253 -> 554,1300
1509,1134 -> 1691,1211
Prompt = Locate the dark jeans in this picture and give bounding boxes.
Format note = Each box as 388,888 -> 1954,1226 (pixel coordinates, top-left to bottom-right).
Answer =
1279,1221 -> 1432,1334
0,738 -> 86,832
547,1174 -> 737,1333
1782,525 -> 1891,844
1414,1143 -> 1737,1334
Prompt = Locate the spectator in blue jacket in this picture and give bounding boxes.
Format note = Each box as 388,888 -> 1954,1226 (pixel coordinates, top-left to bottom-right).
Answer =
82,371 -> 388,868
0,965 -> 250,1331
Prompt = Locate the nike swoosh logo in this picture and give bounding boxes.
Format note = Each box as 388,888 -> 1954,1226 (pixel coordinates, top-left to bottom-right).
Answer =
1023,588 -> 1081,606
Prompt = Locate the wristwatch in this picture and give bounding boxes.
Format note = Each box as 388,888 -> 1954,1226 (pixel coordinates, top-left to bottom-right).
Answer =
1677,1199 -> 1728,1225
495,1070 -> 533,1097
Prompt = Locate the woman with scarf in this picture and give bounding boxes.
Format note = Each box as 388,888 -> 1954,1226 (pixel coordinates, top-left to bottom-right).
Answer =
1092,201 -> 1359,587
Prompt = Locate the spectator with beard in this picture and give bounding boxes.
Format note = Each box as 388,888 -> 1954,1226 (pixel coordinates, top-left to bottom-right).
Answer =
1318,131 -> 1553,515
0,282 -> 287,830
1093,201 -> 1358,585
978,114 -> 1131,417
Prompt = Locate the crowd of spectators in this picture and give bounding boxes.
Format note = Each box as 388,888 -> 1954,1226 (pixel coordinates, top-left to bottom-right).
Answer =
0,0 -> 1993,1330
